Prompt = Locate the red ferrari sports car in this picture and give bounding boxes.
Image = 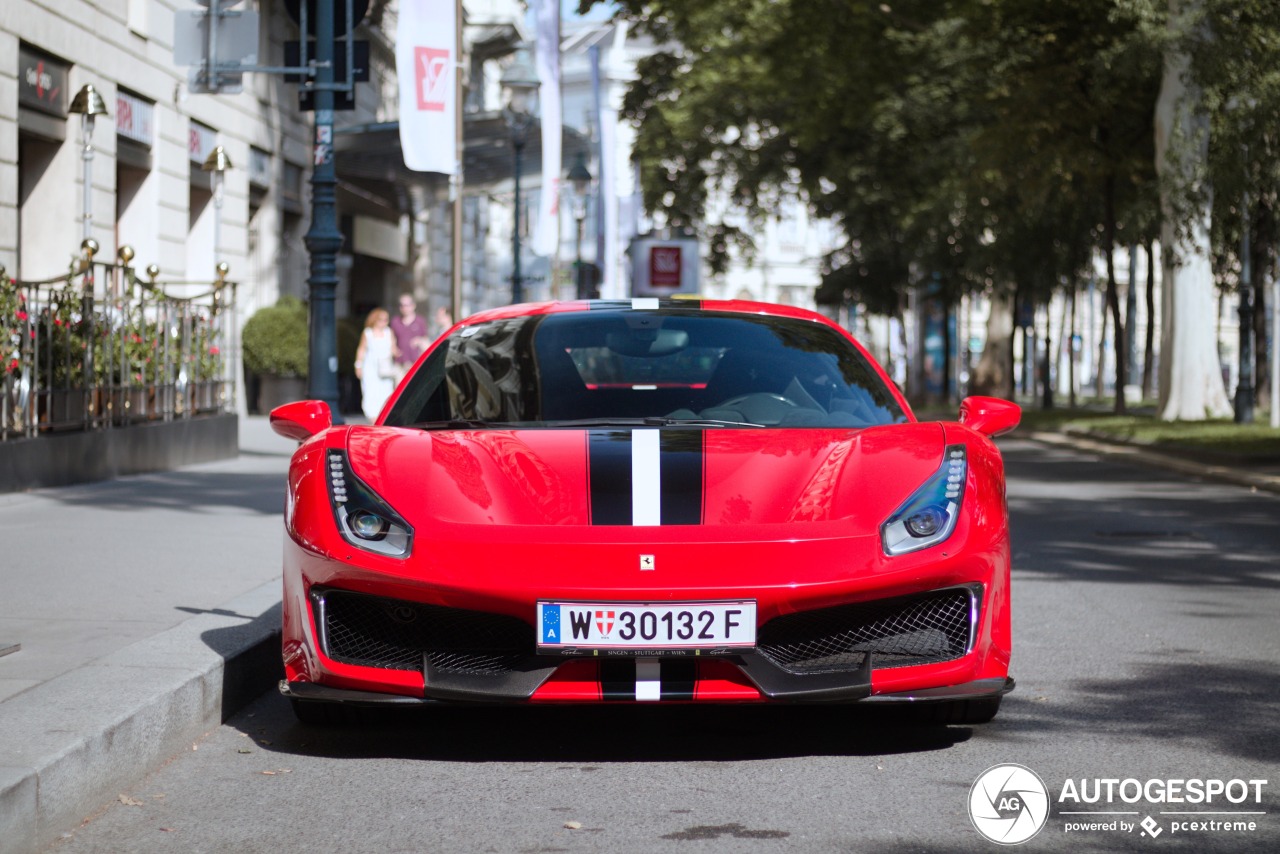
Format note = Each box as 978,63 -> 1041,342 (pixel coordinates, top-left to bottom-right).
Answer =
271,298 -> 1020,723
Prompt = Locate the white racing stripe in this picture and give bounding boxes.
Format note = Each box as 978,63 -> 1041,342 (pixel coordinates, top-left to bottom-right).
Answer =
631,297 -> 660,311
636,658 -> 661,701
631,429 -> 661,526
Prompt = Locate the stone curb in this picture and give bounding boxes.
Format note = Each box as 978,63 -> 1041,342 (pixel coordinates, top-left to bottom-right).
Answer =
1025,431 -> 1280,496
0,581 -> 282,854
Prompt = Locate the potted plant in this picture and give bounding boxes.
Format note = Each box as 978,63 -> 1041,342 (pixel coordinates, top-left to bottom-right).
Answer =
103,310 -> 164,422
243,296 -> 309,412
38,293 -> 92,429
179,310 -> 224,413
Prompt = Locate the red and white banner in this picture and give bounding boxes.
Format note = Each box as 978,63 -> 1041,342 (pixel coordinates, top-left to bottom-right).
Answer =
532,0 -> 561,257
397,0 -> 456,174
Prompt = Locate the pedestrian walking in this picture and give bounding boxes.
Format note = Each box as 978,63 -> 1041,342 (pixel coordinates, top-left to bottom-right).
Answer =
390,294 -> 431,373
353,307 -> 400,421
432,305 -> 454,341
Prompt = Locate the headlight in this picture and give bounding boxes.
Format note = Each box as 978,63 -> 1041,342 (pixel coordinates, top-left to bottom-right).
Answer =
881,445 -> 966,556
326,449 -> 413,558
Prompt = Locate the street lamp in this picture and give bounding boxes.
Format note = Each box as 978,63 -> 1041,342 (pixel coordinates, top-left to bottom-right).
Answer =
501,46 -> 540,305
68,83 -> 109,243
202,145 -> 233,267
567,151 -> 593,298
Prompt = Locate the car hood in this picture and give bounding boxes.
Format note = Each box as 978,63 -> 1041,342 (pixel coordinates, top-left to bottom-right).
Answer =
344,423 -> 946,536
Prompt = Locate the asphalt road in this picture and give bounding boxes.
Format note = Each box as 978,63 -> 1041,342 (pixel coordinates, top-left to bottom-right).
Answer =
44,438 -> 1280,853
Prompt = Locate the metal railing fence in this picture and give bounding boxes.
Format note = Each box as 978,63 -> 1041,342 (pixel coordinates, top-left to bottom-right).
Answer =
1,240 -> 237,440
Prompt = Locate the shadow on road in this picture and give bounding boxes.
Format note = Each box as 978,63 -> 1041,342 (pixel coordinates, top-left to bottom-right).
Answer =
46,470 -> 285,515
993,660 -> 1280,766
1006,443 -> 1280,592
240,695 -> 977,764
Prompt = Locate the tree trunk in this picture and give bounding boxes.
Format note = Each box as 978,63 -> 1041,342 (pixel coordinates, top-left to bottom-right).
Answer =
1126,245 -> 1139,386
971,289 -> 1015,399
1070,284 -> 1079,408
1143,239 -> 1157,399
1153,0 -> 1232,420
1095,292 -> 1109,400
1041,300 -> 1054,410
1253,208 -> 1271,406
1104,175 -> 1127,414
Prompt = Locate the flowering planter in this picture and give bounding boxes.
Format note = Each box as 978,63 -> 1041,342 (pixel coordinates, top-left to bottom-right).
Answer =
38,389 -> 89,432
192,381 -> 221,413
109,387 -> 153,423
257,374 -> 307,413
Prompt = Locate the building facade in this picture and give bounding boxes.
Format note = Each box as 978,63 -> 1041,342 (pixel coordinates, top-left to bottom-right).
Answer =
4,2 -> 852,420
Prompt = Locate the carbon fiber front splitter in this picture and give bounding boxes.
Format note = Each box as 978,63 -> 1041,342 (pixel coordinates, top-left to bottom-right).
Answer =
281,650 -> 884,705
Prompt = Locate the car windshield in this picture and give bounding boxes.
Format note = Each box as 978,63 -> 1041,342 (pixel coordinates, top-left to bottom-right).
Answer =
384,309 -> 908,428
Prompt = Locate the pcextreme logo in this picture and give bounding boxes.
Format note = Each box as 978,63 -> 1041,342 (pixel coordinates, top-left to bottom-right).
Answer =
969,766 -> 1270,845
969,764 -> 1051,845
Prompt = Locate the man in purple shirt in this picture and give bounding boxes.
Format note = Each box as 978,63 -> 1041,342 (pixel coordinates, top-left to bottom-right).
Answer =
390,294 -> 430,372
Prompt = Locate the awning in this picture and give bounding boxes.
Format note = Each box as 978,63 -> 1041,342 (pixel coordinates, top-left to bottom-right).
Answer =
334,117 -> 592,216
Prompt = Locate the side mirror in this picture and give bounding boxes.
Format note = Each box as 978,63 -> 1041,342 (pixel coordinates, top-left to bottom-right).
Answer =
270,400 -> 333,442
959,396 -> 1021,438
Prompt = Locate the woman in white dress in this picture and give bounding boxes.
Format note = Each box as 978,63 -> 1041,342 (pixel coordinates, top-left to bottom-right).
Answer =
353,307 -> 401,421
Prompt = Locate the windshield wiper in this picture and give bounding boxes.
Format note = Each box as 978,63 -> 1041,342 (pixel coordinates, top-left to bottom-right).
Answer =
407,419 -> 518,430
540,417 -> 767,429
646,417 -> 767,428
407,416 -> 769,430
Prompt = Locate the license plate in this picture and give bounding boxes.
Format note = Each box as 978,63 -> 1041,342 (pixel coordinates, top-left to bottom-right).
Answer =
537,601 -> 756,652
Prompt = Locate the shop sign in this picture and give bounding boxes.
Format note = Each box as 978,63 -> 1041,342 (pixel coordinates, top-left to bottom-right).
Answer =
189,121 -> 217,164
116,92 -> 155,146
18,47 -> 69,117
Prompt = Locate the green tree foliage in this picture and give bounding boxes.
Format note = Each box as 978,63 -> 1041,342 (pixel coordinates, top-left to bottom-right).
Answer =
601,2 -> 1162,307
1195,0 -> 1280,397
966,0 -> 1164,410
592,0 -> 1280,410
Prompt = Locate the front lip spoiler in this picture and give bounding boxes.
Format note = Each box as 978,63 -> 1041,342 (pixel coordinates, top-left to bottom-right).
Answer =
281,680 -> 439,707
863,676 -> 1015,704
733,650 -> 871,702
279,672 -> 1009,707
282,651 -> 876,705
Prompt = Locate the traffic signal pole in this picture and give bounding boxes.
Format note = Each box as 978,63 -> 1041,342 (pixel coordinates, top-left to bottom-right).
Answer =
304,0 -> 343,422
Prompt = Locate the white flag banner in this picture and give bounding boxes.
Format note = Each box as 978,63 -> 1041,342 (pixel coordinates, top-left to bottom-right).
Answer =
397,0 -> 457,174
532,0 -> 561,257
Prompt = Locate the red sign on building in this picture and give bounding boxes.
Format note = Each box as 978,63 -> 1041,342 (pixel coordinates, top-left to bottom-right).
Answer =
650,246 -> 682,287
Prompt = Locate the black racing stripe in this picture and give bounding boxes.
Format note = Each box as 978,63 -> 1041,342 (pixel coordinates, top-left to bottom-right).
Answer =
660,430 -> 704,525
588,430 -> 633,525
600,659 -> 636,701
587,300 -> 634,310
660,659 -> 697,701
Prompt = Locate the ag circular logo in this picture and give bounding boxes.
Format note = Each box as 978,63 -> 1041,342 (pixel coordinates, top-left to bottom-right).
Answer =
969,763 -> 1050,845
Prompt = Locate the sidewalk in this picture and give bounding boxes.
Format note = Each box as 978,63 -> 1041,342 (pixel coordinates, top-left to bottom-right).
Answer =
1,416 -> 1277,853
1026,429 -> 1280,496
0,416 -> 293,854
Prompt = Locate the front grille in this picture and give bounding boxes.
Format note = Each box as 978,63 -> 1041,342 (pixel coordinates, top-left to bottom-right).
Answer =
317,589 -> 534,674
757,588 -> 975,674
